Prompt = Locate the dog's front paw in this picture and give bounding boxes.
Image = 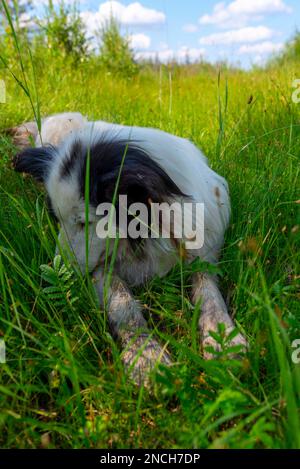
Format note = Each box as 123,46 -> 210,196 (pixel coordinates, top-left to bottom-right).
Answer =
121,333 -> 172,386
201,328 -> 248,360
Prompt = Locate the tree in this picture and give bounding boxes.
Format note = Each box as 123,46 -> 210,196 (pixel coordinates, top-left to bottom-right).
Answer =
281,31 -> 300,62
44,1 -> 89,62
269,30 -> 300,66
0,0 -> 33,30
98,16 -> 138,77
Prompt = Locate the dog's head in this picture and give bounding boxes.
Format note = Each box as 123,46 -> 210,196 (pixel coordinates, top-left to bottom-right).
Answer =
13,128 -> 184,273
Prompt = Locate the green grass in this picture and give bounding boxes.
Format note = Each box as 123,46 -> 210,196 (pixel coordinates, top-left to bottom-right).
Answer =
0,48 -> 299,448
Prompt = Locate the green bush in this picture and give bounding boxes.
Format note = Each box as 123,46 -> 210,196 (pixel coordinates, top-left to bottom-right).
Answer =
43,1 -> 89,63
269,30 -> 300,66
98,16 -> 138,78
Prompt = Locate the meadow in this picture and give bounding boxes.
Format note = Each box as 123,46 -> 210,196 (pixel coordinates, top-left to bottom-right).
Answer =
0,17 -> 300,448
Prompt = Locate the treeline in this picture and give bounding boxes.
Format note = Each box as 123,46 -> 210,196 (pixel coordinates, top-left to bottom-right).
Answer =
1,0 -> 300,78
0,0 -> 142,77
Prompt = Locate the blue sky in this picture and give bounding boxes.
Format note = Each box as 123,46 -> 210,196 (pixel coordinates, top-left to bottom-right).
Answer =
32,0 -> 300,67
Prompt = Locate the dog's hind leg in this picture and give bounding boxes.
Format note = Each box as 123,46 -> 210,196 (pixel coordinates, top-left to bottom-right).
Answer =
191,272 -> 248,359
5,121 -> 39,150
93,268 -> 172,386
6,112 -> 87,149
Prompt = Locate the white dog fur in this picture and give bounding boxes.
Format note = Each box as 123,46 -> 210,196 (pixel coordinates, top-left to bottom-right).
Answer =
12,113 -> 247,385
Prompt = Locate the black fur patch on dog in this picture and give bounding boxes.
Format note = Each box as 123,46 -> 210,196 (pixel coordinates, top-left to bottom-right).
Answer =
62,138 -> 186,204
60,140 -> 82,179
13,146 -> 55,182
45,195 -> 59,222
63,137 -> 187,254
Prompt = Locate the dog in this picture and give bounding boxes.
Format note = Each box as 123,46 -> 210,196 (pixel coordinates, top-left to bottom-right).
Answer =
10,112 -> 247,384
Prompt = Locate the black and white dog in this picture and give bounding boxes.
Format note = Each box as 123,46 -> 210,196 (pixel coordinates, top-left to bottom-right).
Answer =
11,112 -> 247,384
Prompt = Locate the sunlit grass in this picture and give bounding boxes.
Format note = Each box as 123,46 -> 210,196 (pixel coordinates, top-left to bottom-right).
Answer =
0,28 -> 299,448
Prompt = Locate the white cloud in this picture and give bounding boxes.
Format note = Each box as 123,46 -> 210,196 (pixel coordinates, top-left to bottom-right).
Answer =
32,0 -> 86,5
81,1 -> 165,33
129,33 -> 151,50
230,0 -> 291,15
18,12 -> 36,29
238,41 -> 284,55
253,55 -> 264,65
199,26 -> 275,45
158,42 -> 169,51
136,46 -> 205,63
177,46 -> 206,62
182,23 -> 198,33
199,0 -> 292,28
137,49 -> 174,63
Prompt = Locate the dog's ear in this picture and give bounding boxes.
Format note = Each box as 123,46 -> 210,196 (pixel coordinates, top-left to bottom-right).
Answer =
116,160 -> 184,207
91,143 -> 186,206
13,146 -> 55,182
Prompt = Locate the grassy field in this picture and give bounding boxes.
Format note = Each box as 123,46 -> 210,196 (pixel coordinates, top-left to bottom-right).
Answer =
0,45 -> 300,448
